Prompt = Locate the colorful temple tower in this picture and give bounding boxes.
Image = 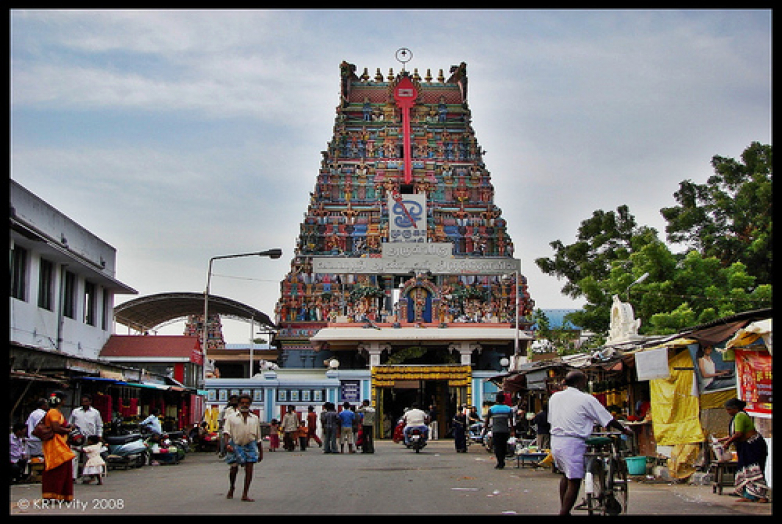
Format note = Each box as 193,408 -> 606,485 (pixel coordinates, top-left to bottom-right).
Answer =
273,55 -> 535,428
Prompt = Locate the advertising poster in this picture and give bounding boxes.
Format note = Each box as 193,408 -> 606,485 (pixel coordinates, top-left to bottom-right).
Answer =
735,348 -> 772,417
688,345 -> 736,394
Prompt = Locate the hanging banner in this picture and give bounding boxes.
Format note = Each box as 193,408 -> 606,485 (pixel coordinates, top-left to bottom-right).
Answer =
735,348 -> 772,418
635,347 -> 670,381
649,349 -> 704,445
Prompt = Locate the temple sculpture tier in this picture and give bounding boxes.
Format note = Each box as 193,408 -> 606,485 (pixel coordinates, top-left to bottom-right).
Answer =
273,60 -> 535,376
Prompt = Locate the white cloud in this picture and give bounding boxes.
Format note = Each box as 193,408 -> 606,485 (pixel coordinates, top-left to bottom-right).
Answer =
10,9 -> 771,341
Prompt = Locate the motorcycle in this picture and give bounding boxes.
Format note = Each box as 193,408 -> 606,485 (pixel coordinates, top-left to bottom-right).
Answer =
467,422 -> 484,446
166,430 -> 191,455
406,427 -> 428,453
105,432 -> 149,470
141,429 -> 183,465
188,423 -> 220,452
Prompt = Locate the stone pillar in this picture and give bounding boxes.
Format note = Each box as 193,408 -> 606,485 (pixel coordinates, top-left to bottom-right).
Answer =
448,341 -> 481,366
358,342 -> 391,368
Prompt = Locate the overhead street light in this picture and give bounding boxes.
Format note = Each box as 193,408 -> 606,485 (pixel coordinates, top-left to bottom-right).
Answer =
626,272 -> 649,301
201,249 -> 283,386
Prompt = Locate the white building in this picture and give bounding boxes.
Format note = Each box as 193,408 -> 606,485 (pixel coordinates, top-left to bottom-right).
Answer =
10,180 -> 137,359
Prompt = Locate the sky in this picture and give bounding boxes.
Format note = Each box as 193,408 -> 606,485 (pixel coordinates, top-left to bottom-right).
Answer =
10,9 -> 772,343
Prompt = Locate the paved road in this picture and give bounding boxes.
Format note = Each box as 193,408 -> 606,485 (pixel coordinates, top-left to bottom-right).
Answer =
10,440 -> 772,516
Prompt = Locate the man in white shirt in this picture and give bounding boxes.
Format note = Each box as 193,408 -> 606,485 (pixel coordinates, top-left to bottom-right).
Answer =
68,394 -> 104,480
25,398 -> 48,457
68,394 -> 104,438
218,395 -> 239,457
402,402 -> 430,445
223,394 -> 263,502
548,371 -> 633,516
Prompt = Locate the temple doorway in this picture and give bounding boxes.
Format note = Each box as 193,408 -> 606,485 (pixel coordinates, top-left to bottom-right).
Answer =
371,365 -> 472,440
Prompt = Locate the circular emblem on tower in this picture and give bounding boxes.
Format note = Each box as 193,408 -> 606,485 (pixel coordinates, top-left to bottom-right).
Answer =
395,48 -> 413,69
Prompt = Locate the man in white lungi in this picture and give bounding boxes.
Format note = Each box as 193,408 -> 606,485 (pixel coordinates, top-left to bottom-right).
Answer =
548,371 -> 633,516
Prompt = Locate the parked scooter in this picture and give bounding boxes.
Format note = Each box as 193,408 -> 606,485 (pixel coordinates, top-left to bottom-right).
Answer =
406,427 -> 428,453
105,433 -> 149,470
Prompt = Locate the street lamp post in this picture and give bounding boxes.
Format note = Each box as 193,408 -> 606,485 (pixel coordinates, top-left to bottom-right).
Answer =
503,270 -> 520,358
626,272 -> 649,301
201,249 -> 282,386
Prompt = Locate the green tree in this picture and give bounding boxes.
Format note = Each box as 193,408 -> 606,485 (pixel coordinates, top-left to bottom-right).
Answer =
535,207 -> 660,334
536,142 -> 772,340
661,141 -> 772,284
535,205 -> 658,300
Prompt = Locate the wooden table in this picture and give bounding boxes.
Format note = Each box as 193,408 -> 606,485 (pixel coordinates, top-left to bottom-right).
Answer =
710,461 -> 738,494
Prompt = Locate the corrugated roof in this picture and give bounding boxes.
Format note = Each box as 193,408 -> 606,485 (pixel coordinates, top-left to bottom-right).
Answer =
100,334 -> 199,359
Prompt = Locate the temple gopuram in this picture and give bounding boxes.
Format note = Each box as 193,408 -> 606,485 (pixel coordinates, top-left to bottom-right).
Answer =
268,54 -> 535,435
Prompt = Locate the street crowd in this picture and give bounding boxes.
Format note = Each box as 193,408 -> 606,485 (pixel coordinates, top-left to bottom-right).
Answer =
12,374 -> 770,513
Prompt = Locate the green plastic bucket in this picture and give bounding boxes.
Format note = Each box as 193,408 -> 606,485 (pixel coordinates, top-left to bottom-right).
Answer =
625,456 -> 647,475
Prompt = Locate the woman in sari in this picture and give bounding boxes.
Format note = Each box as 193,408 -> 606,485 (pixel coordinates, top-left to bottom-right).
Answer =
41,391 -> 76,501
718,398 -> 769,503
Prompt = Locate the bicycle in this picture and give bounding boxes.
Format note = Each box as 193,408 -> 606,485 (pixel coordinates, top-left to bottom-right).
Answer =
577,432 -> 630,516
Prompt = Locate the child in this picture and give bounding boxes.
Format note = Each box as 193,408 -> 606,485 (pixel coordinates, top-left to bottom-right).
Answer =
297,420 -> 308,451
81,435 -> 106,485
268,419 -> 280,452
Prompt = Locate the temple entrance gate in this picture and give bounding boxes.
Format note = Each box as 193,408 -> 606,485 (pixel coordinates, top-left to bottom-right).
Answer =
371,365 -> 471,439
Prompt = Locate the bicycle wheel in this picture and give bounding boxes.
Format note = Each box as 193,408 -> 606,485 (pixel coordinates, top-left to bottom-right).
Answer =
585,457 -> 607,516
606,456 -> 629,515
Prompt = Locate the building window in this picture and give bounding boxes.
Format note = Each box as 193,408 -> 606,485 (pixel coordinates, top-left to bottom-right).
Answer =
10,245 -> 28,301
63,270 -> 77,319
101,291 -> 110,331
84,281 -> 97,326
38,258 -> 55,310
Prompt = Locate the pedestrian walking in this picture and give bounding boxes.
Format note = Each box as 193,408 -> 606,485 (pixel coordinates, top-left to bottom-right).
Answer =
306,405 -> 322,448
320,402 -> 339,454
533,403 -> 551,450
68,394 -> 103,480
218,395 -> 239,457
80,435 -> 106,485
281,405 -> 299,452
223,394 -> 263,502
268,419 -> 280,452
718,398 -> 769,503
357,399 -> 376,453
483,393 -> 513,469
452,409 -> 468,453
428,404 -> 439,440
25,398 -> 48,459
41,391 -> 76,502
548,371 -> 633,516
297,420 -> 308,451
338,402 -> 356,453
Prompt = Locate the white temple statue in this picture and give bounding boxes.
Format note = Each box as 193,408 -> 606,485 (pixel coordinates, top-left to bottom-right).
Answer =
607,294 -> 642,344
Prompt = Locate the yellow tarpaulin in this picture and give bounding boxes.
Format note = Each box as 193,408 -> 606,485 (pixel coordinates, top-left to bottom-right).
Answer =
650,349 -> 704,445
699,388 -> 735,410
667,443 -> 701,479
